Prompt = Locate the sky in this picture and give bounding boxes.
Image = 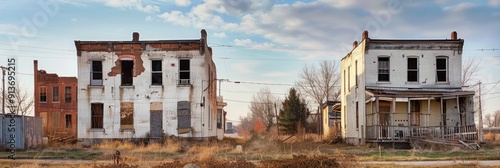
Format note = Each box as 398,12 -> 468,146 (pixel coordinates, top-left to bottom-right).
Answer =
0,0 -> 499,124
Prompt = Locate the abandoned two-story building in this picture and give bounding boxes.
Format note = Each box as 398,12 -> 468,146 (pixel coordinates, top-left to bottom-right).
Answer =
75,30 -> 226,145
34,60 -> 78,138
341,31 -> 476,146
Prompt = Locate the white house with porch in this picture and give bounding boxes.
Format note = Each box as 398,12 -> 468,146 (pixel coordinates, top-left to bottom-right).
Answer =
340,31 -> 476,146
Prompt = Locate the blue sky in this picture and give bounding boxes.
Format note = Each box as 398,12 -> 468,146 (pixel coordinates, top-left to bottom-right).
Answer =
0,0 -> 499,124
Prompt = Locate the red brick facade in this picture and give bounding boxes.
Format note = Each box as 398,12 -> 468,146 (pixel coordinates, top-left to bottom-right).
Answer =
34,60 -> 78,137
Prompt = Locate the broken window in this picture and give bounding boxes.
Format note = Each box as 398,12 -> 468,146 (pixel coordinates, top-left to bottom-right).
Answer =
40,86 -> 47,103
436,57 -> 448,82
65,114 -> 72,129
177,101 -> 191,129
91,61 -> 103,85
407,57 -> 418,82
120,102 -> 134,130
151,60 -> 162,85
52,86 -> 59,102
65,86 -> 71,103
91,103 -> 103,129
121,60 -> 133,86
378,57 -> 390,82
179,59 -> 190,85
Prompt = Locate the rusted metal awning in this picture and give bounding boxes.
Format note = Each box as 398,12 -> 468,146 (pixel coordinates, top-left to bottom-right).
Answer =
366,87 -> 475,98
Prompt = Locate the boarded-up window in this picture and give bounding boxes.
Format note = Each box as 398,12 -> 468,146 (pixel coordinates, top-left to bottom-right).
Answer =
120,102 -> 134,130
52,111 -> 60,127
53,86 -> 59,102
91,103 -> 103,129
41,112 -> 47,128
177,101 -> 190,129
40,86 -> 47,103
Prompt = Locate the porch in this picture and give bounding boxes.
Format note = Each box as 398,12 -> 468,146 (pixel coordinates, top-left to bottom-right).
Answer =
365,88 -> 476,142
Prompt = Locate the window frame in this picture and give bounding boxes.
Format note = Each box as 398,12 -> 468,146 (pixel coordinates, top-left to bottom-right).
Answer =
91,60 -> 103,86
121,60 -> 134,86
151,60 -> 162,85
91,103 -> 104,129
179,59 -> 190,85
378,57 -> 390,82
407,57 -> 419,82
52,86 -> 59,103
40,86 -> 47,103
436,57 -> 448,82
65,86 -> 72,103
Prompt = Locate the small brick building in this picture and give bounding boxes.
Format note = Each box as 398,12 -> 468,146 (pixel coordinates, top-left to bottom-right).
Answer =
34,60 -> 78,138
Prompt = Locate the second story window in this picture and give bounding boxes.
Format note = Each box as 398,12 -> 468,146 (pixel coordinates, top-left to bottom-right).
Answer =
407,57 -> 418,82
378,57 -> 390,82
179,59 -> 190,85
40,86 -> 47,103
91,61 -> 103,86
52,86 -> 59,102
121,60 -> 133,86
151,60 -> 162,85
436,57 -> 448,82
65,86 -> 72,103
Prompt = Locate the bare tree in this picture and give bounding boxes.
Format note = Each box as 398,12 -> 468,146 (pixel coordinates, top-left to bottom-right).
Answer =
296,60 -> 340,106
249,87 -> 280,131
462,57 -> 481,86
484,110 -> 500,127
236,113 -> 256,138
0,84 -> 34,116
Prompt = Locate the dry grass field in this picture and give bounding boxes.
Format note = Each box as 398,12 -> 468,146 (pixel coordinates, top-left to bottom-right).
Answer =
1,134 -> 500,168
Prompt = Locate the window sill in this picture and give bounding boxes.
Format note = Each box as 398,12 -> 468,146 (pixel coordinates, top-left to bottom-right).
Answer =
405,82 -> 419,85
120,85 -> 135,89
120,129 -> 135,133
88,85 -> 104,89
89,128 -> 105,132
376,81 -> 391,84
177,84 -> 192,87
435,82 -> 450,85
150,85 -> 163,88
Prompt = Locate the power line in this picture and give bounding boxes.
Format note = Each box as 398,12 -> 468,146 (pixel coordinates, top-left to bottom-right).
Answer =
219,57 -> 329,61
221,89 -> 285,95
0,43 -> 75,52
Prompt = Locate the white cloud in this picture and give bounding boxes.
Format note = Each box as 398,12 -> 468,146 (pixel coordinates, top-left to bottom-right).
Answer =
145,16 -> 153,21
444,2 -> 476,12
175,0 -> 191,6
213,32 -> 227,38
233,38 -> 253,46
490,0 -> 500,6
99,0 -> 160,13
0,24 -> 23,36
157,11 -> 192,26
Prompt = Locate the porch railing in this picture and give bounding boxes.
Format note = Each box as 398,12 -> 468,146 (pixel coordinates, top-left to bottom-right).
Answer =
366,125 -> 477,141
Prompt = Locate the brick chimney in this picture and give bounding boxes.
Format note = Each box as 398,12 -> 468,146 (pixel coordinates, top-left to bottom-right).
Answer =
362,30 -> 369,40
451,31 -> 457,40
132,32 -> 139,41
353,41 -> 358,49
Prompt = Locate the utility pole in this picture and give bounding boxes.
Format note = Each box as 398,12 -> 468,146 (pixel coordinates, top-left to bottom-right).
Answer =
1,66 -> 6,115
478,81 -> 484,143
275,102 -> 279,136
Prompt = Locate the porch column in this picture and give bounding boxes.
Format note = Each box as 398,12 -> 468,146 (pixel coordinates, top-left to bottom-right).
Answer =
408,98 -> 411,136
391,97 -> 396,139
376,97 -> 379,139
440,97 -> 444,139
427,97 -> 430,127
456,96 -> 461,134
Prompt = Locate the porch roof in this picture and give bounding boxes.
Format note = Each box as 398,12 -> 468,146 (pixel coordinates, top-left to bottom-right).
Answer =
366,87 -> 475,98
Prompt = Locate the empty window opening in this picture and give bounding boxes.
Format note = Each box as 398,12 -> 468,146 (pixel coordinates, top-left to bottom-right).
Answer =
121,60 -> 133,86
179,59 -> 190,84
378,57 -> 390,82
91,61 -> 103,85
407,57 -> 418,82
151,60 -> 162,85
91,103 -> 103,129
40,86 -> 47,103
65,114 -> 72,129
